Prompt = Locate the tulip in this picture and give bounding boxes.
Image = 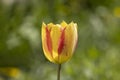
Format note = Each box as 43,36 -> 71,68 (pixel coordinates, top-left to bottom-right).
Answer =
41,21 -> 78,64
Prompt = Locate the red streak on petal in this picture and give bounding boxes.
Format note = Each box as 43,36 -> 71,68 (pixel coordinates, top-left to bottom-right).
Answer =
58,28 -> 66,55
46,27 -> 52,54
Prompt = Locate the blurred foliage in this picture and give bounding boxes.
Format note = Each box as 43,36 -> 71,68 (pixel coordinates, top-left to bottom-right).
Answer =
0,67 -> 21,79
0,0 -> 120,80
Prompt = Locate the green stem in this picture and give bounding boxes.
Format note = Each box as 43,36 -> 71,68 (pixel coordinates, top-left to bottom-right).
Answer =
57,64 -> 61,80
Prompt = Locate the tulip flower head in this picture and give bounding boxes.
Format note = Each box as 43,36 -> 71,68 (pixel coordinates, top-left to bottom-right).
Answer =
41,21 -> 78,64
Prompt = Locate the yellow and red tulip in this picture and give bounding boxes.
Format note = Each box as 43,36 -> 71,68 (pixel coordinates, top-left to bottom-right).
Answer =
41,21 -> 78,64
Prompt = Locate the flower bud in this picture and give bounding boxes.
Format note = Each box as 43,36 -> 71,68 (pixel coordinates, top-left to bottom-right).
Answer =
41,21 -> 78,64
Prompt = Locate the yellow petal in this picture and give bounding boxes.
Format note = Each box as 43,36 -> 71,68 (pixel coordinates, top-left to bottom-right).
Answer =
47,23 -> 54,29
58,22 -> 78,63
61,21 -> 68,28
70,22 -> 78,53
50,25 -> 61,62
68,22 -> 78,53
41,23 -> 56,63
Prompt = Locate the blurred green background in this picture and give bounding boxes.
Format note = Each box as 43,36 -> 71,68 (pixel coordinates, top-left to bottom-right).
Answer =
0,0 -> 120,80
